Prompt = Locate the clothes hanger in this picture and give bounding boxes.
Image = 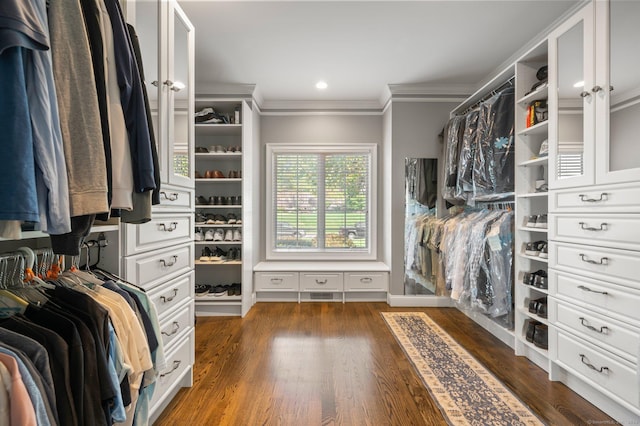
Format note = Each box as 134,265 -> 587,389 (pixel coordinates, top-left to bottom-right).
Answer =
17,247 -> 55,290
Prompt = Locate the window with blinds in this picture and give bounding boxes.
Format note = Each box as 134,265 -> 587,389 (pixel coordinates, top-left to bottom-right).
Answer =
266,144 -> 376,259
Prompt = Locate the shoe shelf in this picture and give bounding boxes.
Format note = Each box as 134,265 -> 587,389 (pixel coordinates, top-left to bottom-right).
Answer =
518,157 -> 548,167
195,296 -> 242,304
517,192 -> 548,199
194,123 -> 242,135
518,226 -> 548,233
195,241 -> 241,245
517,306 -> 549,325
518,253 -> 549,263
520,335 -> 548,355
195,178 -> 242,183
517,120 -> 548,137
516,84 -> 548,107
195,152 -> 242,158
195,260 -> 242,265
195,205 -> 242,209
195,224 -> 242,228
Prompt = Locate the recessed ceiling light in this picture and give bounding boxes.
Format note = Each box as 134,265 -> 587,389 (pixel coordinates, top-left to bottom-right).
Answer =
316,81 -> 328,90
573,80 -> 584,88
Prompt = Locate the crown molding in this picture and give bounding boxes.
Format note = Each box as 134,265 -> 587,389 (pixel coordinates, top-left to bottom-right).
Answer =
259,99 -> 383,115
196,83 -> 256,100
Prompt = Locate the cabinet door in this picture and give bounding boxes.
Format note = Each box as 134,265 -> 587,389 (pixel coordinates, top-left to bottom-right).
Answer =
166,1 -> 195,189
594,0 -> 640,185
548,5 -> 595,189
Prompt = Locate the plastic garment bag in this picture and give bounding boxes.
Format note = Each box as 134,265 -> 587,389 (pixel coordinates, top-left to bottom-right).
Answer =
442,115 -> 466,202
455,110 -> 480,202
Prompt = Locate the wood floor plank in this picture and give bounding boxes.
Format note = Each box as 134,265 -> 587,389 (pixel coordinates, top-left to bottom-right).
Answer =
154,303 -> 616,425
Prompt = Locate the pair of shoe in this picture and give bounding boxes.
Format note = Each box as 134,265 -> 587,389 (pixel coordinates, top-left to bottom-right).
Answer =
528,297 -> 548,318
228,170 -> 241,178
227,283 -> 241,296
525,320 -> 548,349
203,170 -> 225,179
227,247 -> 241,261
200,229 -> 223,241
195,284 -> 210,297
195,107 -> 228,124
195,146 -> 209,153
525,214 -> 547,229
522,269 -> 548,289
223,229 -> 242,241
228,146 -> 241,153
525,241 -> 548,259
209,145 -> 227,153
200,246 -> 227,261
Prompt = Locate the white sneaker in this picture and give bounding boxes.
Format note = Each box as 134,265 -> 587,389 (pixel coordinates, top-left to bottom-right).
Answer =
204,229 -> 215,241
233,229 -> 242,241
213,229 -> 224,241
194,228 -> 204,241
224,229 -> 233,241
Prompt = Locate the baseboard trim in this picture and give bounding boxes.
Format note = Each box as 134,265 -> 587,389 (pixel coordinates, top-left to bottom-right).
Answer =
387,295 -> 454,307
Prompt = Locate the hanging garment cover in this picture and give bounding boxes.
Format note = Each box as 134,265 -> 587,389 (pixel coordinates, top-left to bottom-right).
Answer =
442,115 -> 466,202
455,109 -> 480,202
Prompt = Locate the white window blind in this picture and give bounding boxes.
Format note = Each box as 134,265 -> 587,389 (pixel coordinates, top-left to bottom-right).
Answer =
557,142 -> 583,178
268,145 -> 375,258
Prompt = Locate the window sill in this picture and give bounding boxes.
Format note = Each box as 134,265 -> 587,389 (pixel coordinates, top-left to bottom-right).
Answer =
254,261 -> 390,272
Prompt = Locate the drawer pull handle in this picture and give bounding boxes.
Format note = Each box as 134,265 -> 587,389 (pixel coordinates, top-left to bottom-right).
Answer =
161,321 -> 180,337
577,285 -> 608,295
160,360 -> 182,378
579,254 -> 608,265
160,191 -> 179,201
360,277 -> 372,283
579,354 -> 609,374
579,222 -> 607,232
159,255 -> 178,267
315,279 -> 327,285
579,317 -> 609,334
160,288 -> 179,303
578,193 -> 608,203
159,222 -> 178,232
270,278 -> 283,284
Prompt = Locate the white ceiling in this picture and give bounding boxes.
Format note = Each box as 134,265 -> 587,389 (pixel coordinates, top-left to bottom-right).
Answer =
179,0 -> 580,107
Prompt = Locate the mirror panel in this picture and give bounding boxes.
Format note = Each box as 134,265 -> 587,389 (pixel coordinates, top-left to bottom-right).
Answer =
556,21 -> 585,181
404,158 -> 439,296
171,10 -> 191,180
608,0 -> 640,172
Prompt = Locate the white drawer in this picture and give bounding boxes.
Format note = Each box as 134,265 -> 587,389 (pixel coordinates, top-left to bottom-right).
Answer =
554,330 -> 638,409
550,270 -> 640,326
148,272 -> 194,319
549,241 -> 640,288
150,331 -> 194,412
122,213 -> 193,256
300,272 -> 343,291
549,213 -> 640,251
551,299 -> 638,363
344,272 -> 388,291
549,182 -> 640,213
159,300 -> 194,350
123,242 -> 194,290
152,185 -> 194,212
254,272 -> 299,291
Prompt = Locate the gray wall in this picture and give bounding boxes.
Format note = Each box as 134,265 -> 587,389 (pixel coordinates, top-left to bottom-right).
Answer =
388,101 -> 458,295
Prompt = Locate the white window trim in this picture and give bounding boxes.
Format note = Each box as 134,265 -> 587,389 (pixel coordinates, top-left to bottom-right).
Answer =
265,143 -> 377,261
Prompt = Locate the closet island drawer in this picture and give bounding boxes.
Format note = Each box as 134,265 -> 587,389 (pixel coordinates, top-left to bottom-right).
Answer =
551,300 -> 638,363
550,270 -> 640,326
553,331 -> 638,409
344,272 -> 388,291
549,182 -> 640,213
549,242 -> 640,288
153,186 -> 194,212
300,272 -> 343,291
150,331 -> 194,412
255,272 -> 299,291
549,214 -> 640,251
148,272 -> 194,319
123,242 -> 194,290
122,213 -> 193,256
159,299 -> 194,350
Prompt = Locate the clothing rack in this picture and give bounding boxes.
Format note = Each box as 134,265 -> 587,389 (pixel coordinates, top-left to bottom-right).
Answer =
458,75 -> 515,116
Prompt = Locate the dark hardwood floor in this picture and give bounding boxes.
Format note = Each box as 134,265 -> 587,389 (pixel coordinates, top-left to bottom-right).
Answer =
154,303 -> 616,425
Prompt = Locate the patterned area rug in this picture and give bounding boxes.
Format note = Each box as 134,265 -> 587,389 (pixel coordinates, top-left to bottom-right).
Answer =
382,312 -> 544,426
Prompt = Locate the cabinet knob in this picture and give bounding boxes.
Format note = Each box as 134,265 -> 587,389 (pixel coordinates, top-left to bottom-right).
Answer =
151,80 -> 159,87
579,91 -> 591,98
591,85 -> 603,93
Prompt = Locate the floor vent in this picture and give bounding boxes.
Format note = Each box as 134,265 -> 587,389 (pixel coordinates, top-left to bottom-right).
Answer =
310,292 -> 333,300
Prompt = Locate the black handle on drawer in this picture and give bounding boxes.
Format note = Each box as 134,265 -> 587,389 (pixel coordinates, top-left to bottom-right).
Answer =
159,222 -> 178,232
160,288 -> 179,303
159,360 -> 182,378
577,285 -> 608,295
160,191 -> 179,201
579,354 -> 609,374
578,193 -> 608,203
270,278 -> 283,284
315,279 -> 328,284
579,317 -> 609,334
579,254 -> 608,265
360,277 -> 373,283
159,255 -> 178,267
161,321 -> 180,337
579,222 -> 608,232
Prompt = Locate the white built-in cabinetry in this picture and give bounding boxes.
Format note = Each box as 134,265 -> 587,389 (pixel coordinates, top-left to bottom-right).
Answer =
193,98 -> 254,316
513,40 -> 550,371
123,0 -> 195,422
546,0 -> 640,421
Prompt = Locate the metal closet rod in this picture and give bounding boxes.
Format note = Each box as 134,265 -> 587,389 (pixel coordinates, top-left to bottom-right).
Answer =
458,75 -> 515,117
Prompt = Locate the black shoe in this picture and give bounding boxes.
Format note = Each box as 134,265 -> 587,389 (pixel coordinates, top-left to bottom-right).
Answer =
526,320 -> 541,343
196,195 -> 209,205
535,297 -> 548,318
533,324 -> 548,349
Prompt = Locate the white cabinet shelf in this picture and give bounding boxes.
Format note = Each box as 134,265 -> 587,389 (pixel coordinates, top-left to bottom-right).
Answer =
517,84 -> 549,106
518,157 -> 548,167
517,120 -> 548,136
